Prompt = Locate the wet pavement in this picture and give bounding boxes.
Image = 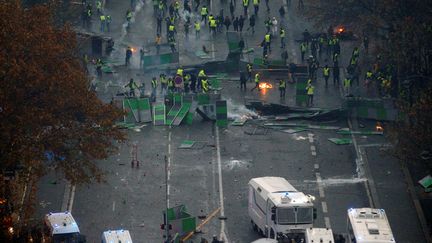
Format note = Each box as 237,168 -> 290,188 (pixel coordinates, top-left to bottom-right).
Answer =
33,0 -> 429,242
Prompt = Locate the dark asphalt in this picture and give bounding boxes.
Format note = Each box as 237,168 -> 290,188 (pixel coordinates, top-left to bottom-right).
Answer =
32,0 -> 427,242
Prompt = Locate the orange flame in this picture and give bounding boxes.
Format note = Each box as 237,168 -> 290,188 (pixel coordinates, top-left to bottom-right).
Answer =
338,27 -> 344,33
259,82 -> 273,89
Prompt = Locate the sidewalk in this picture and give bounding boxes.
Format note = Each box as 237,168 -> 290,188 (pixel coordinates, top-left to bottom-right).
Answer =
337,37 -> 431,242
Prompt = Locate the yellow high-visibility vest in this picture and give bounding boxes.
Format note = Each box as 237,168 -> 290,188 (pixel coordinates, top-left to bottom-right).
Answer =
265,34 -> 270,43
306,85 -> 314,95
280,80 -> 286,88
280,29 -> 285,38
100,15 -> 106,21
255,73 -> 260,83
195,22 -> 201,30
243,0 -> 249,6
202,79 -> 209,93
169,25 -> 175,31
210,19 -> 217,27
253,0 -> 259,5
323,67 -> 330,76
198,70 -> 206,77
201,7 -> 208,16
177,68 -> 184,76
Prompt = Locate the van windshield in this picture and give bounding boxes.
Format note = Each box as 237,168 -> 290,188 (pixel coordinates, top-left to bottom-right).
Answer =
277,207 -> 312,225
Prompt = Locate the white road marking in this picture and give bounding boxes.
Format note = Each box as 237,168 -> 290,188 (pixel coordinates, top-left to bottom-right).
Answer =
112,201 -> 116,212
68,185 -> 76,212
167,130 -> 172,208
321,201 -> 328,213
311,151 -> 317,156
310,145 -> 316,151
215,125 -> 229,242
308,133 -> 314,143
314,164 -> 319,169
61,181 -> 71,211
324,217 -> 332,228
315,173 -> 325,198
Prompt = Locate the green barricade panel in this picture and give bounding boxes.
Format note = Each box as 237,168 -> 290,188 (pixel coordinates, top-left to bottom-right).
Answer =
172,103 -> 191,126
211,79 -> 221,89
137,98 -> 152,123
182,217 -> 196,233
216,100 -> 228,127
173,93 -> 183,105
357,106 -> 369,118
166,104 -> 182,125
376,108 -> 387,120
197,94 -> 210,105
153,103 -> 166,125
123,98 -> 140,123
143,52 -> 179,66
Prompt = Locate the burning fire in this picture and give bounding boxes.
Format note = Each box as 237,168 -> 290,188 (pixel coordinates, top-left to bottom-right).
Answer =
259,82 -> 273,89
376,122 -> 384,132
337,27 -> 344,33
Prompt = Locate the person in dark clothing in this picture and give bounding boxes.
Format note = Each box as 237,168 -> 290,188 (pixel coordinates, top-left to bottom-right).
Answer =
240,71 -> 247,91
248,14 -> 255,34
229,1 -> 235,18
279,5 -> 285,18
333,65 -> 340,85
125,46 -> 133,66
233,17 -> 239,31
156,14 -> 163,34
190,73 -> 197,93
281,49 -> 288,65
194,0 -> 200,12
302,29 -> 311,45
224,16 -> 231,31
239,15 -> 245,32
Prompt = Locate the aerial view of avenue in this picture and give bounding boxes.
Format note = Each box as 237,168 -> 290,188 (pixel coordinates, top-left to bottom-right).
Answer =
1,0 -> 432,242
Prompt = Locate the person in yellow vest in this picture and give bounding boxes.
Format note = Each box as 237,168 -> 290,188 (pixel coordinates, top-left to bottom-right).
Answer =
323,64 -> 330,86
279,79 -> 286,97
251,73 -> 260,91
160,73 -> 168,95
201,78 -> 209,93
96,0 -> 102,14
264,33 -> 271,52
344,76 -> 351,96
201,6 -> 208,22
306,80 -> 314,106
184,74 -> 191,93
243,0 -> 249,16
168,24 -> 176,37
253,0 -> 260,15
100,14 -> 106,32
195,21 -> 201,39
208,14 -> 214,32
364,70 -> 373,87
300,42 -> 307,62
197,69 -> 206,90
246,63 -> 253,82
176,67 -> 184,77
210,17 -> 217,36
280,28 -> 285,49
151,77 -> 158,101
155,34 -> 161,54
174,0 -> 180,18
